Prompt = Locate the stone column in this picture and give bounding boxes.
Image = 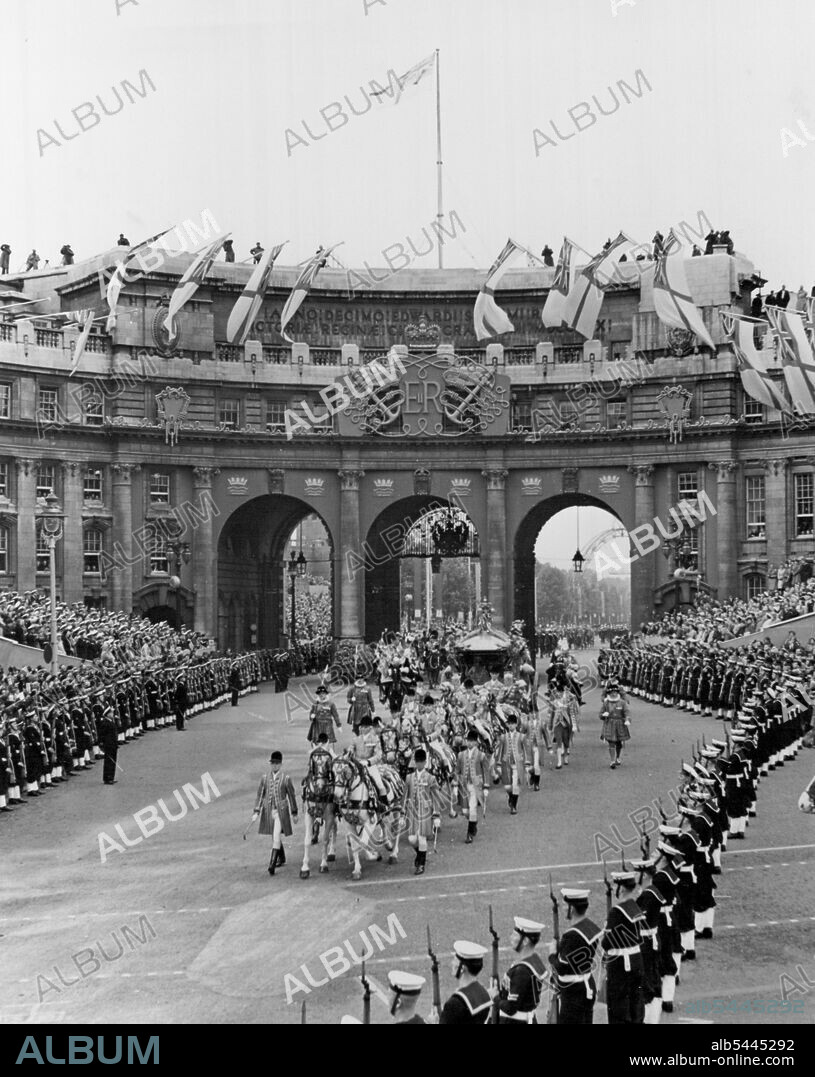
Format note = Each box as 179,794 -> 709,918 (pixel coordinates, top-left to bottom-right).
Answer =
338,468 -> 365,640
764,459 -> 788,576
192,467 -> 219,637
628,464 -> 655,628
111,464 -> 140,613
15,459 -> 36,593
708,460 -> 738,602
61,462 -> 84,604
481,468 -> 509,630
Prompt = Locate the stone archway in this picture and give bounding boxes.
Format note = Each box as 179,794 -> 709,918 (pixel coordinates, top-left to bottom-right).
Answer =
513,493 -> 629,654
364,494 -> 479,642
132,583 -> 194,628
216,495 -> 335,650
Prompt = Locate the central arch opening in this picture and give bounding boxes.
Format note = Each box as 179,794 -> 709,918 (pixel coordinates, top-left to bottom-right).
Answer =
514,494 -> 631,656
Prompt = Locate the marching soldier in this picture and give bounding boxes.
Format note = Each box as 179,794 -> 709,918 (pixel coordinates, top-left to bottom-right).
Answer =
252,750 -> 299,876
403,747 -> 440,875
439,941 -> 491,1024
493,711 -> 528,815
548,889 -> 602,1024
387,971 -> 427,1024
600,679 -> 631,770
347,677 -> 375,735
602,870 -> 646,1024
456,729 -> 490,844
306,684 -> 341,747
498,917 -> 547,1024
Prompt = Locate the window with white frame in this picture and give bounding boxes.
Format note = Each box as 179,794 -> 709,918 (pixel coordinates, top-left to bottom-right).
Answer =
744,397 -> 764,424
0,462 -> 8,499
219,398 -> 240,429
83,391 -> 104,426
149,473 -> 170,505
0,383 -> 10,419
794,472 -> 814,537
745,572 -> 766,600
606,399 -> 627,429
149,531 -> 169,575
745,476 -> 766,539
83,529 -> 103,574
37,387 -> 59,422
677,471 -> 698,500
36,528 -> 50,573
83,467 -> 103,502
266,399 -> 286,430
0,526 -> 7,573
36,464 -> 56,500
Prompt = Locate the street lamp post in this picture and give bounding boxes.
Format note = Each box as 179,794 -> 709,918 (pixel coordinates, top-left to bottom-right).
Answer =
165,525 -> 191,630
36,490 -> 64,675
287,550 -> 307,646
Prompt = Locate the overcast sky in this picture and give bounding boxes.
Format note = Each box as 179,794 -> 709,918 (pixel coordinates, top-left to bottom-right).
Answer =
2,0 -> 815,290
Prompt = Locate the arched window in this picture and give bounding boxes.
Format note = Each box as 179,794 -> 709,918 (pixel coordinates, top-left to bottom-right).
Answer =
745,572 -> 766,600
83,528 -> 104,574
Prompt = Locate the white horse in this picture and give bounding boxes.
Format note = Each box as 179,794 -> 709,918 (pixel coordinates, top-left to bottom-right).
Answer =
798,774 -> 815,814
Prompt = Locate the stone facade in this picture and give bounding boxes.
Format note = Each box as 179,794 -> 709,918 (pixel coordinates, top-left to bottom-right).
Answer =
0,248 -> 812,648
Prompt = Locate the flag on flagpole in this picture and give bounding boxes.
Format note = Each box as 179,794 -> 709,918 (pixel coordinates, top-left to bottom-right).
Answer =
473,239 -> 523,341
561,232 -> 631,340
721,312 -> 790,413
652,231 -> 715,349
165,233 -> 230,339
280,245 -> 338,344
370,52 -> 436,105
541,237 -> 575,328
226,242 -> 287,346
105,227 -> 175,332
766,305 -> 815,414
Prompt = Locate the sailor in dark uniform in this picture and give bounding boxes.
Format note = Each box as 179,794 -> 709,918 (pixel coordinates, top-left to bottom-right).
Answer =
388,971 -> 427,1024
499,917 -> 546,1024
602,870 -> 646,1024
632,856 -> 664,1024
549,888 -> 602,1024
440,941 -> 491,1024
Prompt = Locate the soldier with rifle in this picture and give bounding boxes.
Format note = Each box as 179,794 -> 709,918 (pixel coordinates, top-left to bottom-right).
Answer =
548,888 -> 602,1024
439,941 -> 491,1024
498,917 -> 547,1024
601,868 -> 646,1024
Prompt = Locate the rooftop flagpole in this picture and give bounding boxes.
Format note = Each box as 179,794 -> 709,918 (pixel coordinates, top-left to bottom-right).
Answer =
435,48 -> 443,268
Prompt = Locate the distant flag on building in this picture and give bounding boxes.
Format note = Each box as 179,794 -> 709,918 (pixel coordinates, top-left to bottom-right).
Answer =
165,233 -> 230,339
473,238 -> 524,341
720,311 -> 790,413
64,309 -> 99,375
370,52 -> 436,105
279,245 -> 339,344
541,237 -> 575,328
561,232 -> 632,340
766,305 -> 815,414
105,227 -> 175,333
652,231 -> 715,350
226,241 -> 287,347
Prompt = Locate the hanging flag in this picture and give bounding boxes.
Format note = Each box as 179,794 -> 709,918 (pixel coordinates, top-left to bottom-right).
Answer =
541,237 -> 575,328
473,238 -> 524,341
66,309 -> 99,375
766,305 -> 815,414
721,312 -> 790,413
561,233 -> 632,339
105,227 -> 175,332
279,245 -> 339,344
652,231 -> 715,349
165,233 -> 230,339
226,242 -> 288,346
370,52 -> 436,106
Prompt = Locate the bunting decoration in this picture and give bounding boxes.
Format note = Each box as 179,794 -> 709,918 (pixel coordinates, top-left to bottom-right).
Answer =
226,241 -> 287,346
561,232 -> 632,339
653,231 -> 716,350
473,238 -> 523,341
105,227 -> 175,333
765,305 -> 815,414
541,237 -> 574,328
279,245 -> 338,344
69,309 -> 99,375
165,233 -> 230,339
720,312 -> 790,413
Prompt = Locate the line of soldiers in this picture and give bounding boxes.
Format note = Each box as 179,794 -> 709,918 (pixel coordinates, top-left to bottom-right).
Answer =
336,677 -> 811,1024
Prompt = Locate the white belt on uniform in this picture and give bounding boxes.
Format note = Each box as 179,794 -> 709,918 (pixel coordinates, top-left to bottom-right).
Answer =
641,927 -> 658,948
559,972 -> 594,998
607,945 -> 641,972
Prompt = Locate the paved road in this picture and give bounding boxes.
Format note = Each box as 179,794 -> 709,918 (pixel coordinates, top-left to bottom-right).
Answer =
1,655 -> 813,1026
